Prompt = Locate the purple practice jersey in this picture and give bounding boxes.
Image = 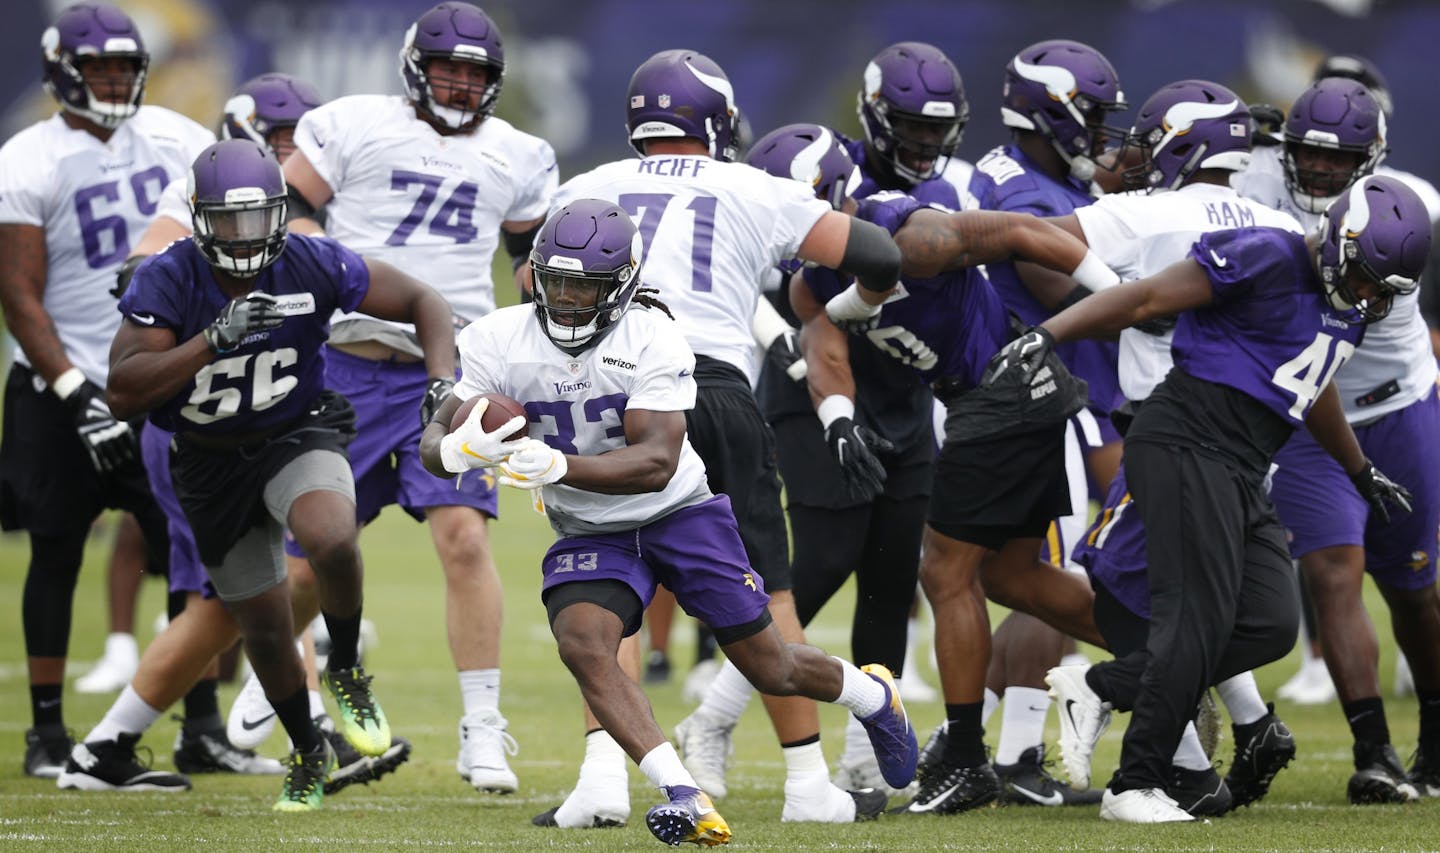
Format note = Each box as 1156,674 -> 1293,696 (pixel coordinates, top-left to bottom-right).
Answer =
802,194 -> 1010,390
969,144 -> 1120,413
1173,227 -> 1364,426
118,234 -> 370,434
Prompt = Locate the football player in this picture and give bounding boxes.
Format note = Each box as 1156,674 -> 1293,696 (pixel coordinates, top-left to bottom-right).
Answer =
991,173 -> 1425,822
1234,74 -> 1440,803
420,197 -> 917,846
0,2 -> 213,778
279,1 -> 558,794
962,39 -> 1126,808
527,48 -> 913,828
100,138 -> 455,810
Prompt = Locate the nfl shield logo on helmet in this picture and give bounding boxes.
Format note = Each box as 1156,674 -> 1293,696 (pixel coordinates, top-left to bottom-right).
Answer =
658,94 -> 671,108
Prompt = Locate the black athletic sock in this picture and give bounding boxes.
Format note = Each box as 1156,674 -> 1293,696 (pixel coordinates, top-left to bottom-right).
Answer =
1342,696 -> 1391,749
182,678 -> 222,736
942,702 -> 987,766
323,611 -> 362,671
274,687 -> 323,754
31,684 -> 63,728
1417,688 -> 1440,746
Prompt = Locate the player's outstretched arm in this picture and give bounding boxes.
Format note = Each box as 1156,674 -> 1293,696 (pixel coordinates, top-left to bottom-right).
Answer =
356,257 -> 455,384
896,209 -> 1111,290
1044,257 -> 1213,344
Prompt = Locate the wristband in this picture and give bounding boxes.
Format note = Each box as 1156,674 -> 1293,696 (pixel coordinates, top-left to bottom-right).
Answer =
816,394 -> 856,429
51,367 -> 85,400
751,296 -> 793,350
1070,250 -> 1120,291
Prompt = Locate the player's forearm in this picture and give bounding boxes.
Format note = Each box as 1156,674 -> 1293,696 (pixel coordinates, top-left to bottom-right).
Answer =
1304,382 -> 1367,476
0,291 -> 72,381
107,337 -> 213,420
412,291 -> 456,381
799,319 -> 855,409
1042,280 -> 1149,345
561,446 -> 678,494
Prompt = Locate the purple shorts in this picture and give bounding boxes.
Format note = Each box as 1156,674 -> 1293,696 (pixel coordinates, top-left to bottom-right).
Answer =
139,423 -> 212,597
1073,463 -> 1150,619
541,495 -> 771,634
286,347 -> 497,557
1270,391 -> 1440,590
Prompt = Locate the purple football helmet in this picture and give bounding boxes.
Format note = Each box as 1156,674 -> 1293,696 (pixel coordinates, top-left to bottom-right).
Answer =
187,140 -> 289,278
530,199 -> 645,351
627,49 -> 741,162
41,3 -> 148,129
1122,79 -> 1252,192
222,73 -> 323,160
1283,77 -> 1387,214
1000,39 -> 1128,182
399,2 -> 504,131
745,123 -> 859,210
856,42 -> 968,185
1314,54 -> 1392,118
1317,175 -> 1431,323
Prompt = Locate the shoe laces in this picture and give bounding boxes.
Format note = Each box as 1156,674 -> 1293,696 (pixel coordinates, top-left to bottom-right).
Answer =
462,713 -> 518,758
280,749 -> 326,800
330,668 -> 381,723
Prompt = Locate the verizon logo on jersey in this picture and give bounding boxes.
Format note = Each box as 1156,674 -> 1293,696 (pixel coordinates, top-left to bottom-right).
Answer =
601,355 -> 636,371
272,293 -> 317,316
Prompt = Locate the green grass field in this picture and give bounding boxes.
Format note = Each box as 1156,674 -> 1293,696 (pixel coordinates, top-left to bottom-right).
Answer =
3,493 -> 1440,851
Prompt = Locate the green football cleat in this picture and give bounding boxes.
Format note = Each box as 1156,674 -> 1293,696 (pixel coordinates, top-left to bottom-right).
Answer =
273,741 -> 336,813
323,666 -> 392,757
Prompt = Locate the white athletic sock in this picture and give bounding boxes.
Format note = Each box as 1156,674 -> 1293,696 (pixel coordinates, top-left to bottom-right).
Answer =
841,714 -> 872,766
996,686 -> 1050,765
87,685 -> 162,744
782,739 -> 829,782
458,668 -> 501,716
1171,722 -> 1211,771
638,742 -> 698,792
1216,671 -> 1267,727
832,657 -> 886,717
981,687 -> 1001,727
696,660 -> 754,724
307,689 -> 325,720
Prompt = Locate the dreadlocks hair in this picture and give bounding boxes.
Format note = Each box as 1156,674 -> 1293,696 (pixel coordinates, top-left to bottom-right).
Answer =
633,286 -> 674,321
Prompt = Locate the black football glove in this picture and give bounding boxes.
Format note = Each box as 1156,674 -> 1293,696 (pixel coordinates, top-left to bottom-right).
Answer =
203,292 -> 286,354
110,255 -> 145,300
1350,460 -> 1413,524
765,328 -> 807,383
981,326 -> 1055,387
421,377 -> 456,428
67,379 -> 137,475
825,417 -> 894,502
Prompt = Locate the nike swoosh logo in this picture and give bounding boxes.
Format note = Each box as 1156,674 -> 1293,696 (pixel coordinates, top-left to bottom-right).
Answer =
1064,699 -> 1082,731
241,712 -> 276,731
38,698 -> 62,710
905,783 -> 961,812
1010,784 -> 1064,806
1028,704 -> 1048,712
1209,249 -> 1228,268
131,313 -> 157,325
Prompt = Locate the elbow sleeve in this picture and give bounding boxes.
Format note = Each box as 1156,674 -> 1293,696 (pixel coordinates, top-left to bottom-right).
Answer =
840,218 -> 901,293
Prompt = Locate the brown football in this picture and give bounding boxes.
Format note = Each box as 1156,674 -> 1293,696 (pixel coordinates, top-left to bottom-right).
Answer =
451,392 -> 529,440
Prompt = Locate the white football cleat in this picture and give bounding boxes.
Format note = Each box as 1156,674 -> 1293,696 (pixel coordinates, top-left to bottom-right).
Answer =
1276,656 -> 1336,705
226,672 -> 277,750
75,634 -> 139,694
457,709 -> 519,793
673,710 -> 735,799
680,659 -> 722,705
1100,787 -> 1195,823
1045,664 -> 1112,790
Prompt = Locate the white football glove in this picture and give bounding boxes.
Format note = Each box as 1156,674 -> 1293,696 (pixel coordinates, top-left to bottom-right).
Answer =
497,438 -> 569,489
438,398 -> 530,473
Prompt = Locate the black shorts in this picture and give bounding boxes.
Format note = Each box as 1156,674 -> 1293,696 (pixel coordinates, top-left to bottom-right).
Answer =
172,391 -> 357,566
0,364 -> 166,547
684,357 -> 790,590
927,421 -> 1069,549
772,413 -> 934,510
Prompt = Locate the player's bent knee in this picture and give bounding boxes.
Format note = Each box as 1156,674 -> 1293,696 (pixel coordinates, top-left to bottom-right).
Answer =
545,579 -> 644,640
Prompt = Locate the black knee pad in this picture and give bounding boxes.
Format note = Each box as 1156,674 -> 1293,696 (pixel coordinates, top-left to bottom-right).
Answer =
544,579 -> 644,638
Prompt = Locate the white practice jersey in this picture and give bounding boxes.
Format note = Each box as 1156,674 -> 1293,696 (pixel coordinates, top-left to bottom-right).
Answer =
0,107 -> 214,385
455,303 -> 710,535
552,155 -> 831,385
295,95 -> 557,332
1075,182 -> 1304,401
1233,148 -> 1440,421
